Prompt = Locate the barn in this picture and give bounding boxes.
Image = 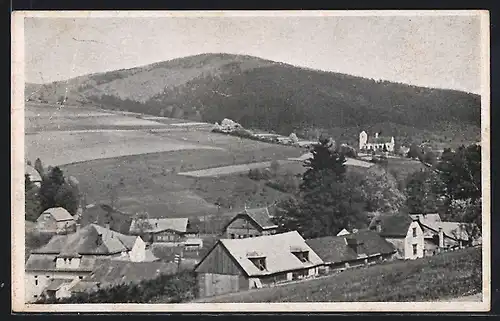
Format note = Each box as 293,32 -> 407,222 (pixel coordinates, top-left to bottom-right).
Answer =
194,231 -> 324,299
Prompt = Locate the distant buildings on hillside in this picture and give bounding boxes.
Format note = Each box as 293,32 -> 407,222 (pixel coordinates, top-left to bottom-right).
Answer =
359,131 -> 395,152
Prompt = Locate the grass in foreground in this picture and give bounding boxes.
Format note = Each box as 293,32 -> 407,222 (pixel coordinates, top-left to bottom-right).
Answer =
194,247 -> 482,302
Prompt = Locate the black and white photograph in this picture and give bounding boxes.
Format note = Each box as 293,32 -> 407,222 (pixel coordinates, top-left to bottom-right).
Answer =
11,10 -> 490,312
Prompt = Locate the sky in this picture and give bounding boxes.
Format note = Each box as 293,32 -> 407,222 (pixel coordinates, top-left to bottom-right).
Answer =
24,13 -> 484,94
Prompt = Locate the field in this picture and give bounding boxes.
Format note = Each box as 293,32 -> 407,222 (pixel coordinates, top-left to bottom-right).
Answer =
25,103 -> 304,219
25,103 -> 424,221
193,247 -> 482,303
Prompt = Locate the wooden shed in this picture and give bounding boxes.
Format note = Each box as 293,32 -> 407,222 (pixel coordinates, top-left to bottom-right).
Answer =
194,231 -> 324,298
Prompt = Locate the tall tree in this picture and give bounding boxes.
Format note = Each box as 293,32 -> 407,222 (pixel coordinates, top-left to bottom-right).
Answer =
34,158 -> 44,177
275,138 -> 366,238
25,174 -> 42,221
362,166 -> 406,213
404,169 -> 444,214
38,167 -> 80,215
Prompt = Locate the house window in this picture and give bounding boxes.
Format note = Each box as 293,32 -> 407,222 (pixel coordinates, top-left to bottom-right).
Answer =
231,234 -> 235,239
79,276 -> 83,280
292,251 -> 310,263
412,244 -> 418,256
249,257 -> 267,271
412,227 -> 417,237
35,279 -> 38,286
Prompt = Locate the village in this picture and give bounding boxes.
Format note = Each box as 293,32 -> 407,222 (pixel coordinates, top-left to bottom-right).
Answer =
23,120 -> 482,303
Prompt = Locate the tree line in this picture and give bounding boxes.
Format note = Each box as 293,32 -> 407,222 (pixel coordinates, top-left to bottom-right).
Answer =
25,158 -> 82,222
272,138 -> 482,239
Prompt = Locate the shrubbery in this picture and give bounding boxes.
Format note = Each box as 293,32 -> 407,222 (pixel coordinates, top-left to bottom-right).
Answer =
37,271 -> 197,304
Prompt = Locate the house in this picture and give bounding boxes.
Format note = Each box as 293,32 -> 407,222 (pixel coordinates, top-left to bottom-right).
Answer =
221,207 -> 278,239
35,207 -> 77,234
129,217 -> 199,245
194,231 -> 324,298
74,259 -> 179,292
25,164 -> 42,188
80,203 -> 133,235
359,131 -> 395,152
409,213 -> 478,254
306,229 -> 397,273
43,278 -> 80,301
369,214 -> 425,260
336,228 -> 350,236
25,224 -> 147,302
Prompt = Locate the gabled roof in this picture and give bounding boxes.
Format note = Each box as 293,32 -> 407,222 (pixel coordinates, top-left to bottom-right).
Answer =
244,207 -> 277,230
45,278 -> 72,291
199,231 -> 323,277
337,229 -> 350,236
409,213 -> 442,225
222,207 -> 277,232
81,259 -> 178,288
409,214 -> 473,241
80,204 -> 133,235
25,254 -> 96,272
70,281 -> 100,293
369,214 -> 416,237
40,207 -> 74,222
25,164 -> 42,182
368,136 -> 393,144
306,230 -> 396,264
129,217 -> 189,234
33,224 -> 139,256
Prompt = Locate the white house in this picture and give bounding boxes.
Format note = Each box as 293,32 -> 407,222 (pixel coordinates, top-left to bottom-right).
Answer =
359,131 -> 395,152
369,214 -> 425,260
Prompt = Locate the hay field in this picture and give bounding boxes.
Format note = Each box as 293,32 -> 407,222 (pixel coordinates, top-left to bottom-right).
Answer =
26,130 -> 224,167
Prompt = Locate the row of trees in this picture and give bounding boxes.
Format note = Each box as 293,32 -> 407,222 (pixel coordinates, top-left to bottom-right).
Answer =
272,138 -> 406,238
272,138 -> 482,239
25,158 -> 81,222
405,144 -> 481,230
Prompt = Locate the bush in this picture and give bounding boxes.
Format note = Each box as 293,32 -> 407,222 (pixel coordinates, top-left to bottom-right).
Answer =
37,271 -> 197,304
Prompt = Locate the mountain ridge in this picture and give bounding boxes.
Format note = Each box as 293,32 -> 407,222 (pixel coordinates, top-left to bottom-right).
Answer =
25,53 -> 481,147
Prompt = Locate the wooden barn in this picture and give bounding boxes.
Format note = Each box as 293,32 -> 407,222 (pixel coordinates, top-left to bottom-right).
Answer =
221,207 -> 278,239
194,231 -> 324,299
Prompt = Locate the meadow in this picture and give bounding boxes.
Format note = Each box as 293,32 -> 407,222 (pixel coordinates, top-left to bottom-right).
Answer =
193,247 -> 482,303
25,103 -> 302,218
25,103 -> 423,221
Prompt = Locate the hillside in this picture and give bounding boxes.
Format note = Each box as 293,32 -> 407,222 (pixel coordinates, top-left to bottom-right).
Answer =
193,247 -> 482,303
25,53 -> 481,147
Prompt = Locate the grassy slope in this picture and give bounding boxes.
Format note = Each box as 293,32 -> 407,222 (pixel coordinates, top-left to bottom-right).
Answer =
194,247 -> 482,303
26,53 -> 481,148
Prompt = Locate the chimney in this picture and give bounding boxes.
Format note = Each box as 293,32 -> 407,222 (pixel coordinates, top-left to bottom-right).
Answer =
438,227 -> 444,249
375,132 -> 379,139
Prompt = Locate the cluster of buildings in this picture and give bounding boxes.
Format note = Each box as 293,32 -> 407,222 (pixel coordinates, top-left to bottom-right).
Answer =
213,118 -> 317,148
25,200 -> 480,302
193,207 -> 479,299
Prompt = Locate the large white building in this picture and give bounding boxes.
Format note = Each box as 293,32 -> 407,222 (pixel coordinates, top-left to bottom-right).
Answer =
359,131 -> 395,152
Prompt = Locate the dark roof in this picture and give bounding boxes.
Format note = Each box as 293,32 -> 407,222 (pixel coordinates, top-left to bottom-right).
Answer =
25,254 -> 96,272
368,214 -> 415,237
306,230 -> 395,264
33,224 -> 138,256
245,207 -> 277,230
45,278 -> 72,291
81,259 -> 178,288
80,204 -> 133,235
222,207 -> 277,232
368,136 -> 393,144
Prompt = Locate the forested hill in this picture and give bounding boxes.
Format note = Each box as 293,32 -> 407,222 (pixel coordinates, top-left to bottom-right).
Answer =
25,53 -> 481,147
